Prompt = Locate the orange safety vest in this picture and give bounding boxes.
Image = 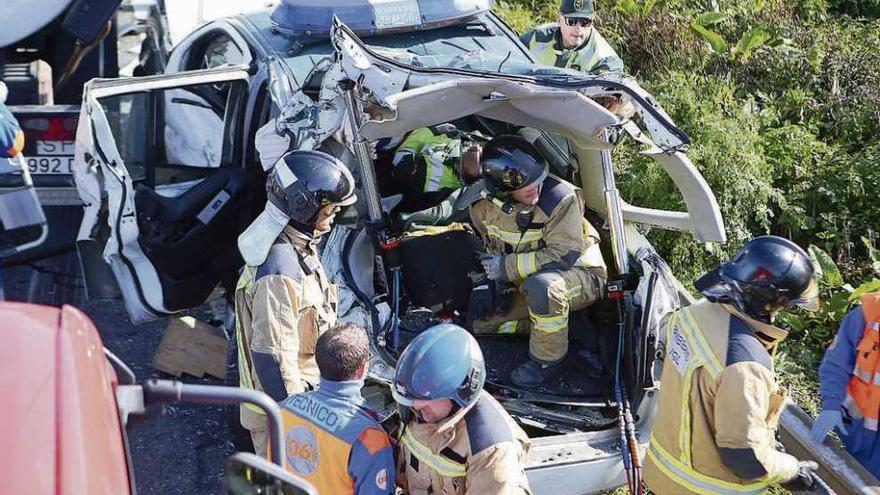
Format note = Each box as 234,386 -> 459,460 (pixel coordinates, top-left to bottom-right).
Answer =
843,293 -> 880,430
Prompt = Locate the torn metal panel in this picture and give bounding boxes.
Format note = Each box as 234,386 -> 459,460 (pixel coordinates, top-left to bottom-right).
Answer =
331,19 -> 688,151
358,79 -> 617,149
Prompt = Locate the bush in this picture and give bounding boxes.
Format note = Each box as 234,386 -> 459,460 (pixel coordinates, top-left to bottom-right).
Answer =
491,0 -> 880,404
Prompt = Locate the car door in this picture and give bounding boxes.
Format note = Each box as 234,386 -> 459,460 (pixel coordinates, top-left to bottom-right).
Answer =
74,66 -> 263,323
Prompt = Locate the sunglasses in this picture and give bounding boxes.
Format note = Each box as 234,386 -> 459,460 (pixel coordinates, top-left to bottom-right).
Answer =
565,17 -> 593,28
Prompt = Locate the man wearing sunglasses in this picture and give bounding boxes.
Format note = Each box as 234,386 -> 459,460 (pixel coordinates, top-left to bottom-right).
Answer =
520,0 -> 624,75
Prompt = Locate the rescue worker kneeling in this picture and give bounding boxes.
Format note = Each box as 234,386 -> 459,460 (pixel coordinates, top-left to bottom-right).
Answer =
645,236 -> 822,494
392,324 -> 532,494
279,323 -> 395,494
467,135 -> 607,388
235,149 -> 356,457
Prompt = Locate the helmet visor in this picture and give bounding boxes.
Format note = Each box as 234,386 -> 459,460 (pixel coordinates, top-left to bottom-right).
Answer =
336,191 -> 357,207
391,383 -> 417,407
790,275 -> 820,311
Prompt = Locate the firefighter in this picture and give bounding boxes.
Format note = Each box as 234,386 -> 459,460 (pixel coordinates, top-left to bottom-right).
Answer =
811,291 -> 880,478
279,323 -> 395,494
520,0 -> 624,75
467,135 -> 606,388
235,149 -> 356,458
392,323 -> 532,494
391,126 -> 482,213
644,236 -> 822,494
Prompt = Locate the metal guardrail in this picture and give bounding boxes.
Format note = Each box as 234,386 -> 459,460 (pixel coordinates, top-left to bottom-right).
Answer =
780,403 -> 880,494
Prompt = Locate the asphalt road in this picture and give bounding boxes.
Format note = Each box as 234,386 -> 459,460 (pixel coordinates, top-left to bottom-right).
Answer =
4,251 -> 237,495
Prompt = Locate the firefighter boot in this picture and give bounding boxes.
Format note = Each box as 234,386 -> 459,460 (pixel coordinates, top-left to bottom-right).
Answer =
511,357 -> 563,388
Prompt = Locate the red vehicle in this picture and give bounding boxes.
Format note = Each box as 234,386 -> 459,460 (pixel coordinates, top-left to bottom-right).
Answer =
0,301 -> 315,495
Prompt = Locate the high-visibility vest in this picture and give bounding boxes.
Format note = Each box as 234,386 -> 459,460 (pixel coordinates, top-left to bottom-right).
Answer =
522,23 -> 624,74
645,302 -> 785,495
394,127 -> 462,193
843,293 -> 880,430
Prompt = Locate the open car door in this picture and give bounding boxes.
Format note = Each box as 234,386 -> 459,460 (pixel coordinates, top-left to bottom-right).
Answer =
74,66 -> 263,323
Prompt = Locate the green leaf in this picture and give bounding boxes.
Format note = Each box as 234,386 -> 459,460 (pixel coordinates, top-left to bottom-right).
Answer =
827,290 -> 852,316
779,312 -> 806,332
851,279 -> 880,301
642,0 -> 657,17
733,27 -> 770,60
690,23 -> 728,53
808,244 -> 843,287
615,0 -> 640,15
694,11 -> 726,26
862,236 -> 880,263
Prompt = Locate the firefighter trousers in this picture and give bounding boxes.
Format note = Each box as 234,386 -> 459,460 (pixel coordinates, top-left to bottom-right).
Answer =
473,267 -> 605,363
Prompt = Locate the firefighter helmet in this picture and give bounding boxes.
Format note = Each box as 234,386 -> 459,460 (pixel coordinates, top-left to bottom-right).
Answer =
480,135 -> 548,195
392,323 -> 485,409
695,236 -> 819,321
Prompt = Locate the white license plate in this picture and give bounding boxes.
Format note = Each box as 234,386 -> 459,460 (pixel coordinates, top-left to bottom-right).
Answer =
24,156 -> 74,175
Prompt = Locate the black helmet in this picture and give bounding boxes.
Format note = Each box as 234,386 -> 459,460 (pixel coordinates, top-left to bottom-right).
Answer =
480,135 -> 548,195
392,324 -> 485,410
695,236 -> 819,322
267,150 -> 357,227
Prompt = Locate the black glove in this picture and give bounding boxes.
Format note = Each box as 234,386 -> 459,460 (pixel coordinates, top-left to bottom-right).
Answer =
467,282 -> 495,328
779,461 -> 819,491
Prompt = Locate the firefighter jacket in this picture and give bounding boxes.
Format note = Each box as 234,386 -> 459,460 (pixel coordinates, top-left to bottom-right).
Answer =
279,378 -> 395,495
468,176 -> 606,362
818,292 -> 880,477
644,299 -> 800,495
520,23 -> 624,74
392,127 -> 462,212
235,225 -> 338,431
469,175 -> 605,285
397,391 -> 532,495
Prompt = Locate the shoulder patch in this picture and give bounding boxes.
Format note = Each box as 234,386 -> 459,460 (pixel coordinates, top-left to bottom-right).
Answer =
464,395 -> 514,455
256,243 -> 303,282
357,427 -> 391,455
537,176 -> 575,216
726,316 -> 772,370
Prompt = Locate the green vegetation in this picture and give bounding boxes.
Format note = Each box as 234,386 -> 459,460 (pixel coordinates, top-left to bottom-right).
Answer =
494,1 -> 880,489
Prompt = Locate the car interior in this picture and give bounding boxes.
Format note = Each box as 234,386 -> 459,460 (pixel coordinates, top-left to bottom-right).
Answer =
98,79 -> 265,311
366,115 -> 632,435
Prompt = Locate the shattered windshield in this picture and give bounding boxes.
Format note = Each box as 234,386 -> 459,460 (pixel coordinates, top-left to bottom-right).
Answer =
285,15 -> 533,86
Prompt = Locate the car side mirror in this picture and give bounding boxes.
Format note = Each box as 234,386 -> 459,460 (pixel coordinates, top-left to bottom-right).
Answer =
224,452 -> 317,495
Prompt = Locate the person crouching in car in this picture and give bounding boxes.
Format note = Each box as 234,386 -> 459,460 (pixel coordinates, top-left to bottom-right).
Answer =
467,135 -> 607,388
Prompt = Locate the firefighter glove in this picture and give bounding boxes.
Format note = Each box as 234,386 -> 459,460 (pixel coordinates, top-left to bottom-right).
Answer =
810,410 -> 846,444
467,283 -> 495,327
479,253 -> 506,282
779,461 -> 819,491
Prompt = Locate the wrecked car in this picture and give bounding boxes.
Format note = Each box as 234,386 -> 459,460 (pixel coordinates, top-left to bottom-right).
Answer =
72,1 -> 727,493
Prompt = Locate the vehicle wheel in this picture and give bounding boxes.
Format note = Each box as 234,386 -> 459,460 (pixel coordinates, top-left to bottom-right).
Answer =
225,323 -> 255,453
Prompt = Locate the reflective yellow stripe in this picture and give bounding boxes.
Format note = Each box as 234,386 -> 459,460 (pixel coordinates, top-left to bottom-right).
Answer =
680,309 -> 723,377
530,311 -> 567,334
485,225 -> 543,245
516,252 -> 538,279
679,365 -> 696,464
498,320 -> 519,334
648,436 -> 774,495
565,285 -> 582,298
237,266 -> 264,415
575,243 -> 606,269
401,429 -> 466,478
